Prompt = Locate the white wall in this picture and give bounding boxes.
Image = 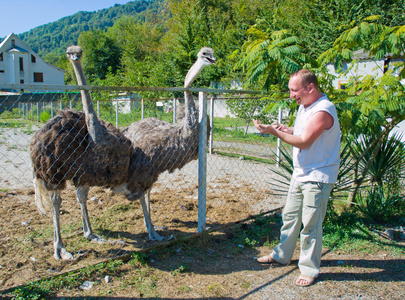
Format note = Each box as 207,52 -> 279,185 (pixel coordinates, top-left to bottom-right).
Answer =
326,59 -> 384,89
0,34 -> 65,89
327,58 -> 405,142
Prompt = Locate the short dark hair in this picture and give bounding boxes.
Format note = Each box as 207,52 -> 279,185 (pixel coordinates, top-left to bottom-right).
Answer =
291,69 -> 319,89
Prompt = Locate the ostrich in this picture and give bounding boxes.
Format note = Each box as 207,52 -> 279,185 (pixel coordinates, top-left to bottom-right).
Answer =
30,45 -> 132,259
30,46 -> 215,259
119,47 -> 216,241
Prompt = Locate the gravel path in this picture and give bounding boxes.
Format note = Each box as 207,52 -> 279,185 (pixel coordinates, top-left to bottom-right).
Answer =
0,127 -> 288,214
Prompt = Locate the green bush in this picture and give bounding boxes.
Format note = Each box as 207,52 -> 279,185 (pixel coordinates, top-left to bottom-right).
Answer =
0,110 -> 14,118
39,111 -> 51,123
355,186 -> 404,223
12,283 -> 51,300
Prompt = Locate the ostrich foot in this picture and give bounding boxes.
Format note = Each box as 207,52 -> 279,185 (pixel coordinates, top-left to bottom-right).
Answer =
54,247 -> 74,260
149,232 -> 166,241
87,233 -> 106,244
108,240 -> 127,247
149,228 -> 174,241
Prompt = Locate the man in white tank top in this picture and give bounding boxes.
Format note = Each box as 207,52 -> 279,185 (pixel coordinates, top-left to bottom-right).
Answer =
253,69 -> 340,286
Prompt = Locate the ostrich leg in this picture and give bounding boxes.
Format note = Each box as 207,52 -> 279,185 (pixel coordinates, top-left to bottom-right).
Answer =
139,190 -> 165,241
77,186 -> 105,243
51,191 -> 74,260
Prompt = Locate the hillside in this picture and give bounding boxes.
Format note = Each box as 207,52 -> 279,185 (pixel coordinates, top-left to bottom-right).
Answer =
14,0 -> 163,60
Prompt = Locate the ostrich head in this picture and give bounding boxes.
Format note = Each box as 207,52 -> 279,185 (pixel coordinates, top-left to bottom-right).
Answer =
66,45 -> 87,87
66,45 -> 83,61
184,47 -> 216,88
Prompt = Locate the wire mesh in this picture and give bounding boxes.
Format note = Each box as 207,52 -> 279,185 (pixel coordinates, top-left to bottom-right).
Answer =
0,85 -> 288,288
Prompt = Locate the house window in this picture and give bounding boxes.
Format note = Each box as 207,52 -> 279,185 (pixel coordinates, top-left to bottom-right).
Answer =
20,79 -> 24,84
0,52 -> 3,61
34,72 -> 43,82
0,70 -> 4,73
12,39 -> 15,46
31,55 -> 36,63
19,57 -> 24,71
338,81 -> 348,90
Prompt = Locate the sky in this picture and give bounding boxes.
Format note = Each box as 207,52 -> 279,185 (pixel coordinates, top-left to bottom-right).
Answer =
0,0 -> 133,38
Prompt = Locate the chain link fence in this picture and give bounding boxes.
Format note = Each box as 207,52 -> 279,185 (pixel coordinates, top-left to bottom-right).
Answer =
0,84 -> 289,288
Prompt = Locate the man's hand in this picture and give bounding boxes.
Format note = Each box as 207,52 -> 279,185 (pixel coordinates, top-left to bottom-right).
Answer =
253,119 -> 276,135
273,121 -> 293,134
253,120 -> 292,135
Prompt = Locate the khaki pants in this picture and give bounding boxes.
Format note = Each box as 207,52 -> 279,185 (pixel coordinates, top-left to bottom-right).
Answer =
271,179 -> 333,278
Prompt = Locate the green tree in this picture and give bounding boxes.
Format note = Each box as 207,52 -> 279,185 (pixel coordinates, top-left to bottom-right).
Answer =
226,97 -> 274,134
164,0 -> 278,88
77,29 -> 122,83
296,0 -> 405,59
236,25 -> 308,92
318,16 -> 405,204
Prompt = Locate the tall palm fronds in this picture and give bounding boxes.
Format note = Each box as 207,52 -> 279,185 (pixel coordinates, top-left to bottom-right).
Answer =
353,133 -> 405,190
236,23 -> 309,91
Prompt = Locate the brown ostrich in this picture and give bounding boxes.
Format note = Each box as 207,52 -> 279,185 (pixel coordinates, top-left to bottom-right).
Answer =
30,46 -> 132,260
119,47 -> 216,240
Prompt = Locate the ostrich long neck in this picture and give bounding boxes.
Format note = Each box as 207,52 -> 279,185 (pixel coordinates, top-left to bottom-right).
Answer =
71,60 -> 102,142
184,59 -> 206,127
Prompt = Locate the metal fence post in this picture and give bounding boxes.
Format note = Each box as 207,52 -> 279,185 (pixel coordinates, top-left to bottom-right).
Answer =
37,103 -> 39,122
198,91 -> 208,233
276,107 -> 283,167
141,99 -> 145,119
97,101 -> 100,118
209,97 -> 214,154
173,98 -> 177,124
116,99 -> 119,128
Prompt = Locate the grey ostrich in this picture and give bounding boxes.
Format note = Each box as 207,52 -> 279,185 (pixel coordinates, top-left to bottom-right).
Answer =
30,45 -> 132,260
119,47 -> 216,241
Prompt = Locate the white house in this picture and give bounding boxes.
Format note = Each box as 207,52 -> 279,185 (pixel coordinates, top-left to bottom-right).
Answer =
0,33 -> 65,92
326,49 -> 404,89
327,49 -> 405,141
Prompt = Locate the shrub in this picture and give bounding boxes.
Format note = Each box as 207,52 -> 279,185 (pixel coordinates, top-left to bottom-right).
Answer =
355,185 -> 404,223
39,111 -> 51,123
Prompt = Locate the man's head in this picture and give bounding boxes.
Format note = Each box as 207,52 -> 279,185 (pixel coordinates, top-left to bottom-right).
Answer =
288,69 -> 322,107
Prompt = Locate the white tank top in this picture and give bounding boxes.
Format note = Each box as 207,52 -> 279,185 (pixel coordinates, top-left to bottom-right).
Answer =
292,95 -> 340,183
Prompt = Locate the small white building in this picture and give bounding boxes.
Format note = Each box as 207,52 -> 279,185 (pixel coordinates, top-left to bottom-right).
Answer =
0,33 -> 65,91
326,49 -> 404,89
327,49 -> 405,141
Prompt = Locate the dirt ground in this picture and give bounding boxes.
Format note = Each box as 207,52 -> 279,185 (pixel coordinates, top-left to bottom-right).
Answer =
0,176 -> 278,288
0,185 -> 404,299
